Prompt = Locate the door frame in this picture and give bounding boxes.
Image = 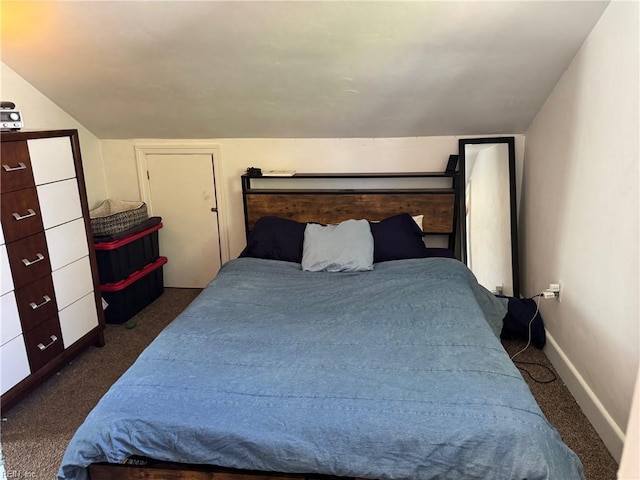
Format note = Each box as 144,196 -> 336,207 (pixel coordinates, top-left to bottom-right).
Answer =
134,144 -> 230,265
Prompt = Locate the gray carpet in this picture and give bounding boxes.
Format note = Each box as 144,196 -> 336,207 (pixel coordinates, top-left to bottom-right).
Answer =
1,288 -> 618,479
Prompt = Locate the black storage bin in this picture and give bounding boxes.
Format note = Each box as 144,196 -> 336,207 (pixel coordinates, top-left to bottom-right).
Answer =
94,221 -> 162,284
101,256 -> 167,324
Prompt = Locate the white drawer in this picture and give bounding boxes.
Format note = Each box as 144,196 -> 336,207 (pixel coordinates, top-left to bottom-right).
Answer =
1,334 -> 30,395
0,291 -> 20,346
28,136 -> 76,185
0,244 -> 14,296
52,256 -> 93,310
60,292 -> 99,348
38,178 -> 82,230
46,218 -> 89,271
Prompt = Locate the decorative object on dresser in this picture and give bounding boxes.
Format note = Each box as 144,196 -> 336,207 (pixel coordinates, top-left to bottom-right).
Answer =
0,101 -> 24,132
0,129 -> 106,411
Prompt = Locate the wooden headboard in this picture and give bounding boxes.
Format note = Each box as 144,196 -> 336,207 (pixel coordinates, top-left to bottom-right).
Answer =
241,172 -> 461,252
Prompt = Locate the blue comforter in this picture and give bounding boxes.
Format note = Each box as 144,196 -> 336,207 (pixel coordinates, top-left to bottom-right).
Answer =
59,258 -> 584,480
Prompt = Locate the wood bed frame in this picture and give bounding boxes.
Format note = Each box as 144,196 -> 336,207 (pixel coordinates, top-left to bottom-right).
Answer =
86,171 -> 461,480
242,172 -> 461,254
89,460 -> 367,480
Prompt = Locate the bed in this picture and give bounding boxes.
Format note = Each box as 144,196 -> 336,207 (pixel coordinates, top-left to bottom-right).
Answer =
58,173 -> 584,480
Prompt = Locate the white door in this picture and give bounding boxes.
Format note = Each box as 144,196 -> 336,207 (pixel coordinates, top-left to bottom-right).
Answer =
146,153 -> 221,288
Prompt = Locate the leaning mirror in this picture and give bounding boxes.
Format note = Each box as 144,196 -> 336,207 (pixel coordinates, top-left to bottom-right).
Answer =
458,137 -> 519,298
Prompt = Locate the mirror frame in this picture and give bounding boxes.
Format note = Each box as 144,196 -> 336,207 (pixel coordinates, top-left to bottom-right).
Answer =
458,137 -> 519,298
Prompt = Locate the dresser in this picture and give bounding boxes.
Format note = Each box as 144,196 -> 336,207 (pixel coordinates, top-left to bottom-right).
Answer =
0,129 -> 105,410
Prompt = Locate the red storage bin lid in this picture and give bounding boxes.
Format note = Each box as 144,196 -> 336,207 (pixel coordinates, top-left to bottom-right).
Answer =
94,222 -> 163,250
100,256 -> 167,292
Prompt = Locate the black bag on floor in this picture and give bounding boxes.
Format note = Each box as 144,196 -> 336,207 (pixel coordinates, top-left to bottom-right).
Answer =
500,297 -> 546,349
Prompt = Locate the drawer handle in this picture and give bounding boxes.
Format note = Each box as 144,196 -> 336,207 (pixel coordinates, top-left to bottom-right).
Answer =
12,209 -> 37,221
37,335 -> 58,351
21,253 -> 45,267
30,295 -> 52,310
2,162 -> 27,172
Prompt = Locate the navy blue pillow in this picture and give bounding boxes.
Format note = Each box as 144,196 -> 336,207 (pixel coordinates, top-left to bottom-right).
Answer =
424,247 -> 456,259
369,213 -> 430,263
240,216 -> 306,263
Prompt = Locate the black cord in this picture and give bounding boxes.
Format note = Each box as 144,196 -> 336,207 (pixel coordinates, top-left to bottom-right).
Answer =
514,360 -> 557,384
504,328 -> 558,385
509,294 -> 542,361
502,293 -> 557,384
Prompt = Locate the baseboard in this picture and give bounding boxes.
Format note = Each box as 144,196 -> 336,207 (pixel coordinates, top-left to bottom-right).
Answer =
544,331 -> 625,462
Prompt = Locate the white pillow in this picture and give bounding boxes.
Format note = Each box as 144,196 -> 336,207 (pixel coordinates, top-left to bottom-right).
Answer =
412,215 -> 424,231
302,219 -> 374,272
370,214 -> 424,230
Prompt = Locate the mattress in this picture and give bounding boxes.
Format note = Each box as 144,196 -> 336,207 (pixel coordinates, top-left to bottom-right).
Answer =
58,257 -> 584,480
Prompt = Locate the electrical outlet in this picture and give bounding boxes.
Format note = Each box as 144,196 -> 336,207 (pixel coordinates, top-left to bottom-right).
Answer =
547,282 -> 563,301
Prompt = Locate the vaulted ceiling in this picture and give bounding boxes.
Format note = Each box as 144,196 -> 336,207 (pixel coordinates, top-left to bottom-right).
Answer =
1,1 -> 609,139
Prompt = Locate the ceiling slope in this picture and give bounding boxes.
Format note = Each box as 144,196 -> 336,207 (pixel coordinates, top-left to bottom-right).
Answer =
1,1 -> 608,139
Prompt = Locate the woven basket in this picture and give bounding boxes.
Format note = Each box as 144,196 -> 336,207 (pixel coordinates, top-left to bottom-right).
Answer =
90,199 -> 149,237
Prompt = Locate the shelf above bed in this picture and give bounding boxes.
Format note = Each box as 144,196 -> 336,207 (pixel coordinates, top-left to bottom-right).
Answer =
242,171 -> 458,183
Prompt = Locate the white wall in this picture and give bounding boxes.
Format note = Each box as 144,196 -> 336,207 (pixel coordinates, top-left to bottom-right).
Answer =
0,63 -> 107,208
618,367 -> 640,479
101,136 -> 524,258
521,0 -> 639,461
